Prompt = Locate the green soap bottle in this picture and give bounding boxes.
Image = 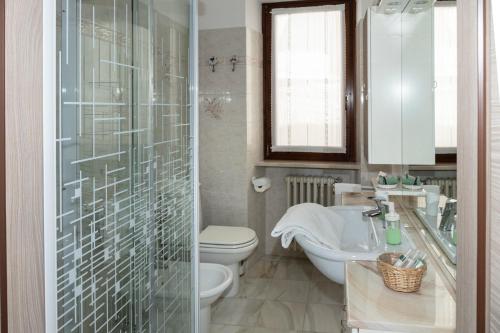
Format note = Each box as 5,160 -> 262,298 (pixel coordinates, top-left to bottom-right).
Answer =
450,225 -> 457,246
385,202 -> 401,245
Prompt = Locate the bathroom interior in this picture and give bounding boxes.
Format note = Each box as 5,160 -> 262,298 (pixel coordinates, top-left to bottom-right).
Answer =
2,0 -> 500,332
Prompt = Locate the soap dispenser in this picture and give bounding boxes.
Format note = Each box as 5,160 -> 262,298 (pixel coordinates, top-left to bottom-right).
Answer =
385,202 -> 401,245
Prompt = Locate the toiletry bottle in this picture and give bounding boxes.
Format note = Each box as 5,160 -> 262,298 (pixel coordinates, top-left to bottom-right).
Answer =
380,201 -> 389,221
413,253 -> 427,269
403,250 -> 421,268
385,202 -> 401,245
450,223 -> 457,246
374,191 -> 389,222
394,249 -> 412,268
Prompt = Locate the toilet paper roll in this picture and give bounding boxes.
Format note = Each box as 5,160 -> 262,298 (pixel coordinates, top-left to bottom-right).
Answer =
252,177 -> 271,193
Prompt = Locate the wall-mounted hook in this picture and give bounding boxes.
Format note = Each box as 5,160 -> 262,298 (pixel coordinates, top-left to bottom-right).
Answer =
208,56 -> 218,72
230,55 -> 238,72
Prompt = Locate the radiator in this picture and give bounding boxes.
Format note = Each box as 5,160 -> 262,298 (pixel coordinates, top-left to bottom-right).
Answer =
285,176 -> 342,208
423,177 -> 457,199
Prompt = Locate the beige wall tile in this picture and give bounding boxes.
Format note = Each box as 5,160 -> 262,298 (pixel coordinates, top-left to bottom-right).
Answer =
199,27 -> 247,63
200,189 -> 248,227
199,27 -> 266,262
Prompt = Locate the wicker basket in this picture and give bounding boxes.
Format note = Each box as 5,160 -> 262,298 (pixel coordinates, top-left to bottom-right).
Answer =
377,252 -> 427,293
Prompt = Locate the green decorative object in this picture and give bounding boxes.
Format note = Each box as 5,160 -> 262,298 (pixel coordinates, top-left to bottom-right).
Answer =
378,175 -> 400,185
402,174 -> 422,186
451,228 -> 457,245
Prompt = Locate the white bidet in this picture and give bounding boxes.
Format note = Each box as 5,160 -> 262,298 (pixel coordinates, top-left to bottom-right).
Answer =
199,263 -> 233,333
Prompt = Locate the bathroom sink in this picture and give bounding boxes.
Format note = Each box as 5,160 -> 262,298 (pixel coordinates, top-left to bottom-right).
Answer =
295,205 -> 413,284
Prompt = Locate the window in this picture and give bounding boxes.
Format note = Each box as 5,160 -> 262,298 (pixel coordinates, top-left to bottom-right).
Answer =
434,2 -> 457,162
263,0 -> 356,161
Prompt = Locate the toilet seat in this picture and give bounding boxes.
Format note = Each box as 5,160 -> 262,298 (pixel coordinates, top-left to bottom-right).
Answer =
200,226 -> 257,249
199,240 -> 257,250
199,225 -> 259,297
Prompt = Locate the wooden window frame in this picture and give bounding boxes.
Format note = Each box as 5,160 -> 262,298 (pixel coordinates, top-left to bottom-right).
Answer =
435,153 -> 456,163
262,0 -> 356,162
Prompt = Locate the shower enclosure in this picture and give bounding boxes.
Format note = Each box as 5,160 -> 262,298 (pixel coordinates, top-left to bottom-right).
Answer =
50,0 -> 198,331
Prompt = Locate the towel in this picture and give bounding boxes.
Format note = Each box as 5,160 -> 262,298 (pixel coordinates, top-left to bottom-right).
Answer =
271,203 -> 345,249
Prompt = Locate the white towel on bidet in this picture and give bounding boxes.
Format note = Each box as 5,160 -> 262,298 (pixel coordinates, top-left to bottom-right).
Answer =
271,203 -> 344,249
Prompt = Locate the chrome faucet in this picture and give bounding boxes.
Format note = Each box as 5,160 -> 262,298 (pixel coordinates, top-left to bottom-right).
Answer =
362,197 -> 386,218
439,198 -> 457,231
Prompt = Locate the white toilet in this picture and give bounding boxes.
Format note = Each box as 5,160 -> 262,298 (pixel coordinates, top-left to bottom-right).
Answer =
200,263 -> 233,333
199,225 -> 258,297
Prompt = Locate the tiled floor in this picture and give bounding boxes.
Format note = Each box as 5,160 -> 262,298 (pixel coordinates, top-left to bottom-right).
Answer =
210,256 -> 345,333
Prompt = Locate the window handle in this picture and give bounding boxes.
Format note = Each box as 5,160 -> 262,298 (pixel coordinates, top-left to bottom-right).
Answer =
345,93 -> 351,106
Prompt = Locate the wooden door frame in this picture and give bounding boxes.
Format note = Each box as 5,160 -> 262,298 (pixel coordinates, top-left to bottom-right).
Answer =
0,1 -> 490,333
0,0 -> 6,331
477,0 -> 487,332
456,0 -> 488,332
5,0 -> 45,331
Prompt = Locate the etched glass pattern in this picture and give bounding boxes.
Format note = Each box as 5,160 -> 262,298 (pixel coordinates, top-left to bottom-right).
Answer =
56,0 -> 193,331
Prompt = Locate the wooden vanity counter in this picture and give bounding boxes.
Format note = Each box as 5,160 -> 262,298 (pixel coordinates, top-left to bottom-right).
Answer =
341,192 -> 456,333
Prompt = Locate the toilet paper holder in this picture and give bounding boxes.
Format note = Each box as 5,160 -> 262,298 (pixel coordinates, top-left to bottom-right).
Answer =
252,177 -> 271,193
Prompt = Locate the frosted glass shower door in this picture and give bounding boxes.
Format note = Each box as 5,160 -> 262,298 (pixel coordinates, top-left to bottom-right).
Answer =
55,0 -> 195,332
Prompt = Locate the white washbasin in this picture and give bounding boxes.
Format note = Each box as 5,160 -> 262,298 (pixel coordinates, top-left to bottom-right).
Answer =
295,205 -> 413,284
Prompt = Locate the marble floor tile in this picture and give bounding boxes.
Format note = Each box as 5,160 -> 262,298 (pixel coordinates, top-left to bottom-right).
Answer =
261,255 -> 283,261
210,325 -> 302,333
211,256 -> 346,333
252,328 -> 301,333
211,298 -> 264,326
310,267 -> 331,283
211,298 -> 306,331
264,279 -> 310,303
274,258 -> 315,281
245,256 -> 280,279
209,324 -> 253,333
255,300 -> 306,330
235,278 -> 310,302
302,303 -> 343,333
235,278 -> 270,299
307,280 -> 344,305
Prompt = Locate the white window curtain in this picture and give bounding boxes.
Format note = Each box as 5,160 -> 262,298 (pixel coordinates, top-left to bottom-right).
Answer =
271,5 -> 346,153
434,4 -> 457,150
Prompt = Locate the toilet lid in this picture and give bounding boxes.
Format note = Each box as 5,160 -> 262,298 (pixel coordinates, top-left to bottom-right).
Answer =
200,226 -> 257,246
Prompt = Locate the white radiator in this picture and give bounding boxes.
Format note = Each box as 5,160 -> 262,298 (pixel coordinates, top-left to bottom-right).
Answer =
423,177 -> 457,199
285,176 -> 342,208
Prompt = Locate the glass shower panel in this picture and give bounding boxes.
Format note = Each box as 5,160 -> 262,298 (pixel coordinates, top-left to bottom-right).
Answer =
56,1 -> 194,332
